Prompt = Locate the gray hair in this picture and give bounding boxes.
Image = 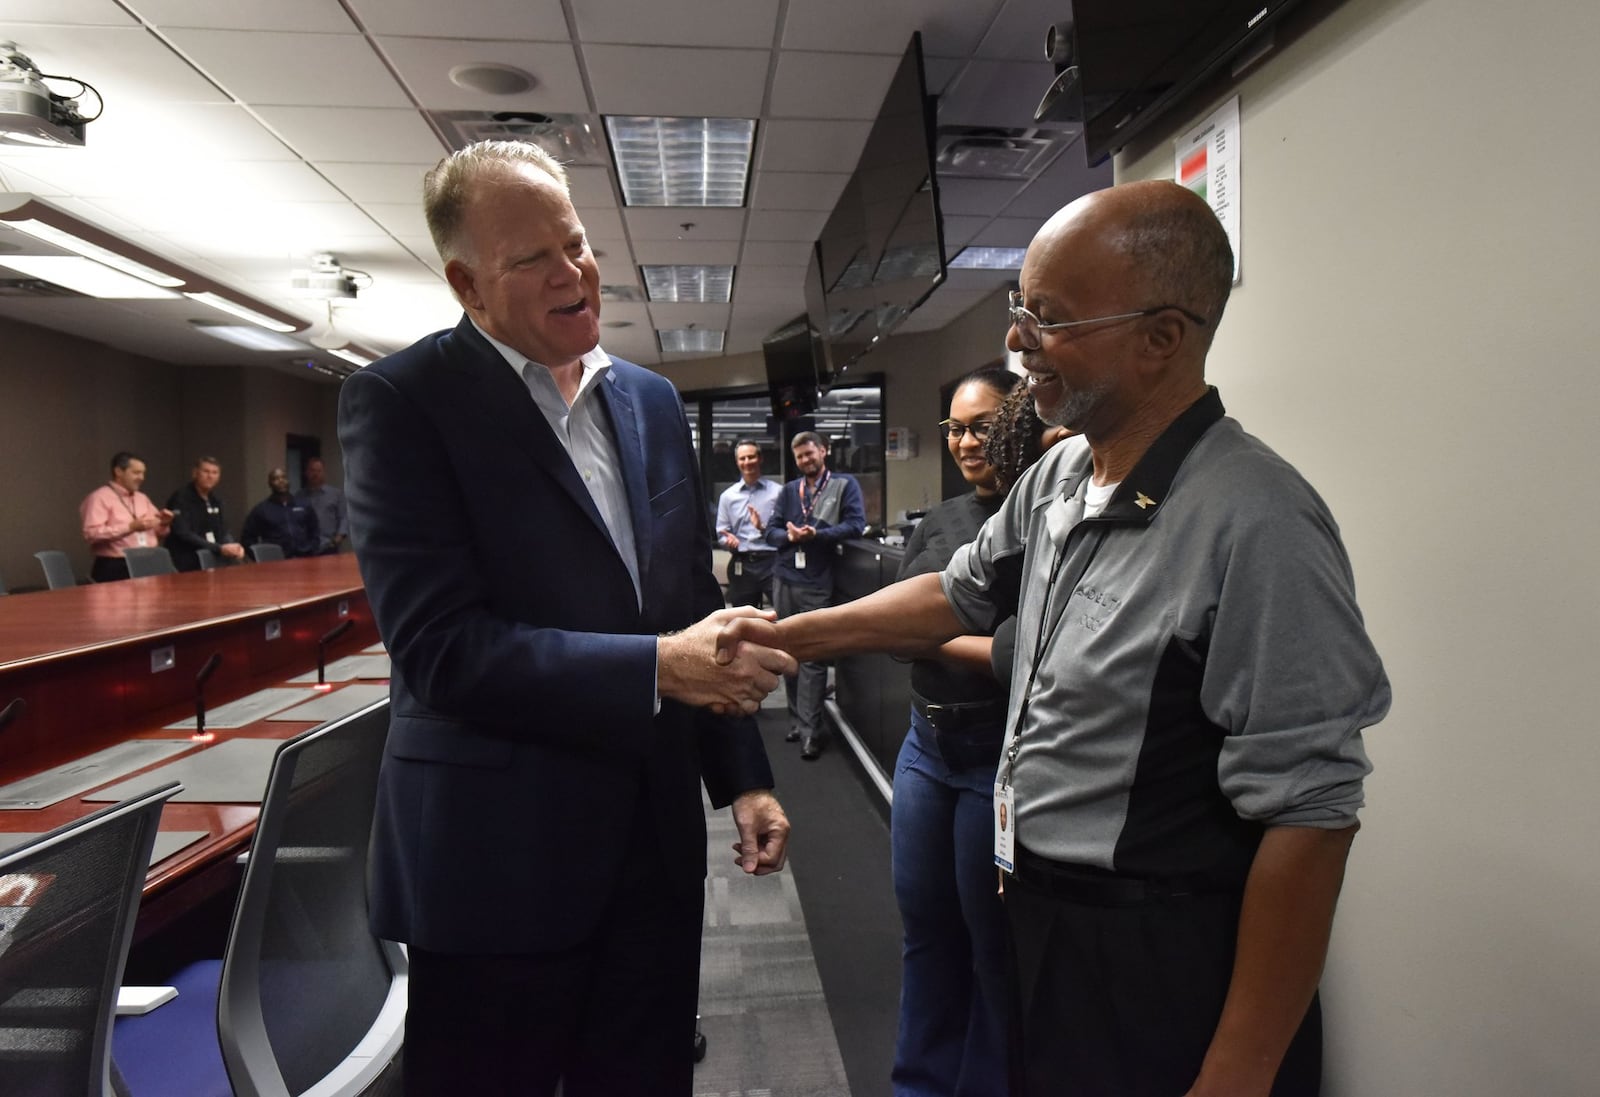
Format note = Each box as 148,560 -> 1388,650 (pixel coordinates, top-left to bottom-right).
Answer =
1112,199 -> 1235,340
423,140 -> 570,264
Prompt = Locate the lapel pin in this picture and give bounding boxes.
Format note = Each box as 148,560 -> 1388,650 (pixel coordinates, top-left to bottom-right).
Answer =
1134,491 -> 1156,509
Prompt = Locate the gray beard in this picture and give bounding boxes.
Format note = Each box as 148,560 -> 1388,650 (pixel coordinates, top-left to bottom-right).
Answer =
1034,375 -> 1113,431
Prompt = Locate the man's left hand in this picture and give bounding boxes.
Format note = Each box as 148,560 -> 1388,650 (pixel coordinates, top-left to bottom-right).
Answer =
729,789 -> 789,875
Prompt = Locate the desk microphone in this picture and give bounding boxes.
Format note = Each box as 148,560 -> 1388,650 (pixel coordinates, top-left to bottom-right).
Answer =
315,620 -> 354,690
0,698 -> 23,735
193,652 -> 223,742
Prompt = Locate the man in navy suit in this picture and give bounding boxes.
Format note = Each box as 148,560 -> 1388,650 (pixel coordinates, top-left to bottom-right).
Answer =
338,140 -> 795,1097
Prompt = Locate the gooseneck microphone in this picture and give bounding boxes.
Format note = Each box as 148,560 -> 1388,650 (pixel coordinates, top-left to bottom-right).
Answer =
193,652 -> 223,742
315,620 -> 355,690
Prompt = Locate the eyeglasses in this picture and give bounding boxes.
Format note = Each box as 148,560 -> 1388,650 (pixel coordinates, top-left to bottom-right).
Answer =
939,418 -> 993,442
1007,291 -> 1206,350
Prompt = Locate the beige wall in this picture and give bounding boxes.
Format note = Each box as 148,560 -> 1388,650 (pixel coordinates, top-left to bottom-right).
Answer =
1115,0 -> 1600,1092
0,316 -> 341,589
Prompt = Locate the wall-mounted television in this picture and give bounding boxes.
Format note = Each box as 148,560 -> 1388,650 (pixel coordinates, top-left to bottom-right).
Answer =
808,31 -> 945,379
1068,0 -> 1313,164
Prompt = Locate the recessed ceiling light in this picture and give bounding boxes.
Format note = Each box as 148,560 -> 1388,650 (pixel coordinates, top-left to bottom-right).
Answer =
604,116 -> 755,208
641,265 -> 734,304
0,255 -> 180,298
449,63 -> 537,96
658,329 -> 724,353
600,284 -> 645,302
328,347 -> 374,367
1,218 -> 185,287
949,246 -> 1028,270
189,321 -> 308,352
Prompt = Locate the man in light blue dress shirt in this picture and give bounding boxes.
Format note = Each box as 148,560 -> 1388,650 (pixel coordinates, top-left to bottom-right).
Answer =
715,439 -> 781,608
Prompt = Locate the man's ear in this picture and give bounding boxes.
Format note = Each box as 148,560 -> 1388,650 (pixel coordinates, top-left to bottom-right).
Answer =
1138,311 -> 1188,366
444,258 -> 480,312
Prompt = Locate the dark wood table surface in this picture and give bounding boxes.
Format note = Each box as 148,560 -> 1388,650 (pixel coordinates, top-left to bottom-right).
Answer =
0,556 -> 384,934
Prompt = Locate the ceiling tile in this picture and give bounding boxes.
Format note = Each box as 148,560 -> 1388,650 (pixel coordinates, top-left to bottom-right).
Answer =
935,57 -> 1058,130
745,209 -> 828,242
999,145 -> 1111,218
936,176 -> 1028,217
750,171 -> 850,211
577,207 -> 625,242
623,208 -> 745,242
376,38 -> 589,113
646,302 -> 731,329
85,103 -> 298,160
630,239 -> 739,266
12,25 -> 231,103
732,265 -> 806,291
972,0 -> 1067,61
968,216 -> 1043,248
565,166 -> 618,210
571,0 -> 780,48
939,214 -> 992,250
583,45 -> 769,117
3,1 -> 138,26
356,202 -> 432,239
348,0 -> 571,40
316,162 -> 436,204
165,29 -> 410,108
769,51 -> 900,120
740,239 -> 815,266
780,0 -> 988,58
755,120 -> 872,173
253,107 -> 445,162
137,0 -> 357,32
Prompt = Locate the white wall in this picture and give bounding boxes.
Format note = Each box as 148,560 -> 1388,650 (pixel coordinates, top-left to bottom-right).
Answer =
1116,0 -> 1600,1092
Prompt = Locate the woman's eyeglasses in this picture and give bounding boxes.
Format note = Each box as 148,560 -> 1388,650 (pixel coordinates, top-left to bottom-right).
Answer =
939,418 -> 993,442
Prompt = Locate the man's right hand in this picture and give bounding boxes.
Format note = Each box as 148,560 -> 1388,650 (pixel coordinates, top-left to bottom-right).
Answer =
720,531 -> 739,550
220,542 -> 246,560
658,607 -> 796,715
129,514 -> 159,533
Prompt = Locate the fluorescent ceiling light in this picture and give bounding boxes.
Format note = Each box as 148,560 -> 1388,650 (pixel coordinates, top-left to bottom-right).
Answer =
189,322 -> 308,352
658,329 -> 724,353
605,116 -> 754,207
184,291 -> 297,332
0,255 -> 179,298
641,265 -> 734,304
328,347 -> 373,367
2,218 -> 185,287
949,246 -> 1028,270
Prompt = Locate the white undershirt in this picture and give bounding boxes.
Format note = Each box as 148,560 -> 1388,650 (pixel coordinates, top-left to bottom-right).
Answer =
1084,479 -> 1120,518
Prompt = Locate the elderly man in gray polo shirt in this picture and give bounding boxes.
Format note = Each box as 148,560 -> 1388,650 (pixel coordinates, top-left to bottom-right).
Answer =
719,180 -> 1390,1097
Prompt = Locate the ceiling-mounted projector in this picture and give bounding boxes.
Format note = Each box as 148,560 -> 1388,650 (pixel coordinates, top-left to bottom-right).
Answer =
0,42 -> 92,148
290,253 -> 360,300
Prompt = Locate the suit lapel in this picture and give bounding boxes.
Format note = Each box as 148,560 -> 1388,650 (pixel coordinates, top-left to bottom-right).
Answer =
439,316 -> 611,540
596,367 -> 653,583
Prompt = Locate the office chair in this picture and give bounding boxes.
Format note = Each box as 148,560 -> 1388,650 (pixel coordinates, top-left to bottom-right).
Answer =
115,701 -> 404,1097
121,547 -> 175,579
0,781 -> 180,1097
247,543 -> 285,564
194,549 -> 219,572
34,549 -> 79,590
0,567 -> 7,595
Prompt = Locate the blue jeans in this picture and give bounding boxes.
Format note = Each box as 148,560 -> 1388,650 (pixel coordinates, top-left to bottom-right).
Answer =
890,710 -> 1008,1097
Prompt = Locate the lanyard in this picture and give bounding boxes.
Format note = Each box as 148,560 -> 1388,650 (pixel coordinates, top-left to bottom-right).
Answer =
111,484 -> 142,520
998,488 -> 1108,791
798,469 -> 830,526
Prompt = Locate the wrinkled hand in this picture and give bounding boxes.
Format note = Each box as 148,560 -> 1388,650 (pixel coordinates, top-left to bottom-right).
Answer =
715,614 -> 782,669
730,789 -> 789,875
658,607 -> 795,715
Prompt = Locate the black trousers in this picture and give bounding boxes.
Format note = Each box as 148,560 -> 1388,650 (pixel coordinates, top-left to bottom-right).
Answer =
1005,863 -> 1321,1097
403,813 -> 705,1096
91,556 -> 129,582
724,552 -> 775,608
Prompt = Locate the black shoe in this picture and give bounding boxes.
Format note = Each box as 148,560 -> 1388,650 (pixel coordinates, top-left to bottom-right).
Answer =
784,727 -> 801,742
800,736 -> 823,760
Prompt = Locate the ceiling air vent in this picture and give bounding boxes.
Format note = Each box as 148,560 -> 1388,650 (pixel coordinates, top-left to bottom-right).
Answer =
935,126 -> 1076,180
428,111 -> 608,167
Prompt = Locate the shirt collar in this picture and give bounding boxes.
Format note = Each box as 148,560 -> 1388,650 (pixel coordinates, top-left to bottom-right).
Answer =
470,318 -> 611,394
1093,386 -> 1225,524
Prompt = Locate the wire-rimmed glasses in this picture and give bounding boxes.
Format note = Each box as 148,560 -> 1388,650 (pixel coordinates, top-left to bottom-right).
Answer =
1007,291 -> 1206,350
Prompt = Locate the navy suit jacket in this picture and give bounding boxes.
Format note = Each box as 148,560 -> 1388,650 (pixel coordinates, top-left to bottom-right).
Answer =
338,316 -> 773,954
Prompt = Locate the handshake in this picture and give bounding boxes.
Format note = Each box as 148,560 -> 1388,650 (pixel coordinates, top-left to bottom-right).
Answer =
656,607 -> 793,716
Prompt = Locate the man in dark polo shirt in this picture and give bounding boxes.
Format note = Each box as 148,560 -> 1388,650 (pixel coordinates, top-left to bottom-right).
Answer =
165,456 -> 246,571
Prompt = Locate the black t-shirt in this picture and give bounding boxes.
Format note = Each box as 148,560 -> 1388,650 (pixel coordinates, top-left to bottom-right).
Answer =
896,491 -> 1008,706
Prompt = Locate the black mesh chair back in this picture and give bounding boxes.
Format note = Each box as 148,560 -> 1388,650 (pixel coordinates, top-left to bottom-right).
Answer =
194,549 -> 219,572
0,568 -> 7,595
247,544 -> 285,564
0,781 -> 179,1097
34,551 -> 77,591
121,548 -> 175,579
217,699 -> 403,1096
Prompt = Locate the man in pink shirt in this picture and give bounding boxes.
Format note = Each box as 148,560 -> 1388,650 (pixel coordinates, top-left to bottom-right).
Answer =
79,451 -> 173,582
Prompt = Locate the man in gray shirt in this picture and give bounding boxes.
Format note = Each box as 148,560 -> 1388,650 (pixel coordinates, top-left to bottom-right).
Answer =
721,180 -> 1390,1096
295,457 -> 348,554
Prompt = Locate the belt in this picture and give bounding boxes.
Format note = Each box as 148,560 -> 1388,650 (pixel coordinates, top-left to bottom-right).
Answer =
729,549 -> 776,559
911,694 -> 1005,732
1011,843 -> 1242,907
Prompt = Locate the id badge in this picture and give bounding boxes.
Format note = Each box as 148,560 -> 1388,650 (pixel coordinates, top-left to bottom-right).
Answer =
205,531 -> 217,544
794,548 -> 807,569
135,532 -> 148,547
993,781 -> 1015,872
733,560 -> 742,577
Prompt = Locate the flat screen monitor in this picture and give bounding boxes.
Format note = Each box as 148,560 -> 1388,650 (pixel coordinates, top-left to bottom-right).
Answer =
1071,0 -> 1310,163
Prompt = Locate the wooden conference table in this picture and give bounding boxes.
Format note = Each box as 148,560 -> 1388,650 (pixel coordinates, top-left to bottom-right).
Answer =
0,555 -> 381,936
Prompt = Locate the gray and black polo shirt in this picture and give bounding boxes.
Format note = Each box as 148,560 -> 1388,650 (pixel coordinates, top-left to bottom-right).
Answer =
943,388 -> 1390,886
